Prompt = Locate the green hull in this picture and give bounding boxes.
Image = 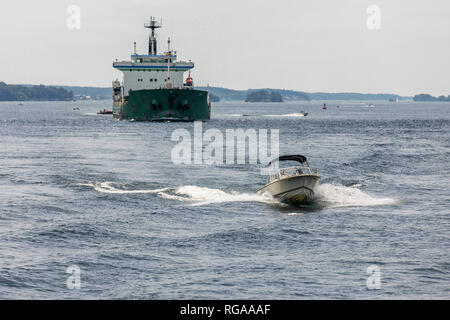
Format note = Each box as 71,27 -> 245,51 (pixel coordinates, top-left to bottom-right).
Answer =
113,88 -> 210,121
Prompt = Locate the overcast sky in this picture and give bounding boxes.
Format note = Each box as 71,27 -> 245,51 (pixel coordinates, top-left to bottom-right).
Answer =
1,0 -> 449,96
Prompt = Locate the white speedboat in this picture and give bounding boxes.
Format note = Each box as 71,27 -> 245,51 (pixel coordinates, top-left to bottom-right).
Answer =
257,155 -> 320,203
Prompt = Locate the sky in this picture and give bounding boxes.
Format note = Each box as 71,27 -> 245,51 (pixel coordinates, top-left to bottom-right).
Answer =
1,0 -> 449,96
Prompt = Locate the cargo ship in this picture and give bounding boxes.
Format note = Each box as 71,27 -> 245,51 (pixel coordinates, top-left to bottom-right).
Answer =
112,17 -> 210,121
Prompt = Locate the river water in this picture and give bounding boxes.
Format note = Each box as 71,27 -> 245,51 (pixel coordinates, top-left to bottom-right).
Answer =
0,100 -> 448,299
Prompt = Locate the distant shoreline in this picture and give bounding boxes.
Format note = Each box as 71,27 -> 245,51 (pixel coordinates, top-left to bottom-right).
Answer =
3,82 -> 447,102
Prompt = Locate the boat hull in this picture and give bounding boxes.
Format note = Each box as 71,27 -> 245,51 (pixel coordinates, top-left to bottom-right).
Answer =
113,88 -> 210,121
257,174 -> 320,204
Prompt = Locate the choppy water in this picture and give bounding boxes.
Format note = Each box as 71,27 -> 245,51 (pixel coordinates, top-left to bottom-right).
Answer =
0,100 -> 449,299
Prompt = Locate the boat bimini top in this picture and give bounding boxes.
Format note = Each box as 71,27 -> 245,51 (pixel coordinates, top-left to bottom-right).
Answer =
266,154 -> 308,167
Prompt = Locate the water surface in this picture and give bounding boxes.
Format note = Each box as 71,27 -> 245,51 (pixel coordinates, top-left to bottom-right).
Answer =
0,100 -> 449,299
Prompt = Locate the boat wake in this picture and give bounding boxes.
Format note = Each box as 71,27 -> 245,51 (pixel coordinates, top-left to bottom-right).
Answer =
77,182 -> 170,194
79,182 -> 398,208
78,182 -> 278,206
264,113 -> 307,117
223,114 -> 245,117
159,185 -> 278,206
315,183 -> 399,208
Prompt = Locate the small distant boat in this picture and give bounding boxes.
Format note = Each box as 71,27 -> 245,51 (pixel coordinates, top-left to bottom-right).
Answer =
73,107 -> 80,110
18,102 -> 23,106
97,109 -> 113,115
257,155 -> 320,204
300,110 -> 308,116
323,103 -> 327,110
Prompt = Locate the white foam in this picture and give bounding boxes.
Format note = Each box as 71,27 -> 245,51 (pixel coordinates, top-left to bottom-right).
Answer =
225,114 -> 244,117
79,182 -> 278,206
264,113 -> 306,117
316,183 -> 398,208
79,181 -> 397,208
350,183 -> 363,188
169,185 -> 278,206
78,182 -> 169,194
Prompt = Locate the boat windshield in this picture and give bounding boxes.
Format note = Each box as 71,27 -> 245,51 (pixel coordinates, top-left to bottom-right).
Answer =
269,165 -> 317,180
265,155 -> 319,182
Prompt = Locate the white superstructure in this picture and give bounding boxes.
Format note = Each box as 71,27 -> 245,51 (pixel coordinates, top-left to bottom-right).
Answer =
112,17 -> 194,97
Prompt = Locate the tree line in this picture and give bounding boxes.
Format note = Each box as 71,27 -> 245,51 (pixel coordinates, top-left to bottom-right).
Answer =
0,82 -> 73,101
413,94 -> 450,102
245,90 -> 283,102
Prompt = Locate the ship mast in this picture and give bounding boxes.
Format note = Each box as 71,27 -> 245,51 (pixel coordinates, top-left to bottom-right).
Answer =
166,37 -> 172,88
144,16 -> 161,55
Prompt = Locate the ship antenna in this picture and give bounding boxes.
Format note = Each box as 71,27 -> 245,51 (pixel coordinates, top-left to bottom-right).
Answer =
133,41 -> 137,55
144,16 -> 161,55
